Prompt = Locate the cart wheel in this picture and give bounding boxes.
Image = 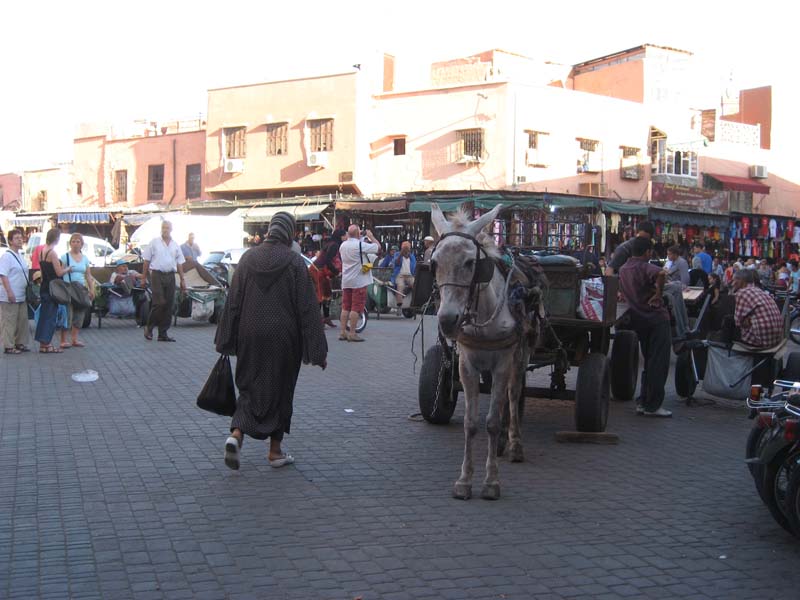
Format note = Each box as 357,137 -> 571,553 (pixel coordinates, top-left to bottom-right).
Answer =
419,344 -> 457,425
365,296 -> 376,313
136,298 -> 151,327
782,352 -> 800,382
82,310 -> 92,329
610,330 -> 638,402
402,308 -> 414,319
574,353 -> 609,433
675,352 -> 697,399
791,315 -> 800,346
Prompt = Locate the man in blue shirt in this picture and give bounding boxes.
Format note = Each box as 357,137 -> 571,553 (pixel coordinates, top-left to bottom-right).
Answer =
691,242 -> 712,274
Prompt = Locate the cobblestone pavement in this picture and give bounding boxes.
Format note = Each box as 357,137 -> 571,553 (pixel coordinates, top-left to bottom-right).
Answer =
1,313 -> 799,600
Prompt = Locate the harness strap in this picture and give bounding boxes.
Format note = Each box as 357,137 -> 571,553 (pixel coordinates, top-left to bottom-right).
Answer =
457,330 -> 521,350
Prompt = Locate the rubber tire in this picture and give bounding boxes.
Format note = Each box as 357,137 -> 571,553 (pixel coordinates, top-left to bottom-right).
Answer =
343,309 -> 368,334
759,447 -> 800,536
402,308 -> 415,319
675,352 -> 698,399
365,296 -> 376,313
136,298 -> 151,327
610,330 -> 639,402
790,315 -> 800,346
746,424 -> 769,480
784,463 -> 800,538
782,352 -> 800,382
81,310 -> 92,329
574,353 -> 610,433
418,344 -> 457,425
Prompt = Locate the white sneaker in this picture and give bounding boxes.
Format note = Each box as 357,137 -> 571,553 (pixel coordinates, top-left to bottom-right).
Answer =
643,408 -> 673,418
636,404 -> 645,415
224,436 -> 240,470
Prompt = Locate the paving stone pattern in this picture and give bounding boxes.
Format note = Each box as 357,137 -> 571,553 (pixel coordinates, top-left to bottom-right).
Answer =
1,314 -> 799,599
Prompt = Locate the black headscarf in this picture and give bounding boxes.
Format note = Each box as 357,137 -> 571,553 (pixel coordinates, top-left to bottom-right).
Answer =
267,212 -> 296,246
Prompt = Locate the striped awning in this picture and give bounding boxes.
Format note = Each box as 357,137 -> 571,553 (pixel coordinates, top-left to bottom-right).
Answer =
229,204 -> 327,223
57,211 -> 110,224
10,215 -> 50,228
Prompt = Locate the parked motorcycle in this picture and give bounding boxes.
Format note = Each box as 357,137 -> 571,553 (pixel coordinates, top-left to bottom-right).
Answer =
746,380 -> 800,537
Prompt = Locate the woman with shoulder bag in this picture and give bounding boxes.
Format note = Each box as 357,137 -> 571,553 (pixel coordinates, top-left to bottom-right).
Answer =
59,233 -> 95,349
34,229 -> 73,353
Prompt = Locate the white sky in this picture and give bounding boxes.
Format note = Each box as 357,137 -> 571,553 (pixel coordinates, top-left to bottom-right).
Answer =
0,0 -> 792,173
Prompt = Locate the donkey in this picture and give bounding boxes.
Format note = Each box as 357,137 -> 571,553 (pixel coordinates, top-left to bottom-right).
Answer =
430,203 -> 545,500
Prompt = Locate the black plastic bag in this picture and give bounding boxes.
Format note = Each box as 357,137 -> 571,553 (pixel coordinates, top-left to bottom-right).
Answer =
197,355 -> 236,416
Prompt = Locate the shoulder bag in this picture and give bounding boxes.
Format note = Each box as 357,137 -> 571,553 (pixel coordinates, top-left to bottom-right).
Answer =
65,254 -> 92,309
359,241 -> 373,274
8,250 -> 38,305
196,354 -> 237,416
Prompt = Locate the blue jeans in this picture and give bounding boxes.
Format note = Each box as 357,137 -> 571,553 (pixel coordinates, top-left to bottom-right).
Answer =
35,292 -> 59,345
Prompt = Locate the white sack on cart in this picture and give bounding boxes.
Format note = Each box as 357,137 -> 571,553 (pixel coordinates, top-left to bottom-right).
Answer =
577,277 -> 604,321
191,296 -> 215,321
702,345 -> 753,400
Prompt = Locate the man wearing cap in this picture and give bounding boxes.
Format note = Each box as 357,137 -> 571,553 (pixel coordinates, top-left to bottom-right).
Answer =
141,221 -> 186,342
109,260 -> 143,290
423,236 -> 435,263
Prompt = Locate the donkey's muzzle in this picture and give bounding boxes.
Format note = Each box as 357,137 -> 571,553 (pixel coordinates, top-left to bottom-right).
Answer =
438,312 -> 461,338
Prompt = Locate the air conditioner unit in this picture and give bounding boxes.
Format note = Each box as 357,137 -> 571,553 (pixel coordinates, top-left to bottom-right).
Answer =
516,175 -> 527,184
223,158 -> 244,174
750,165 -> 768,179
307,151 -> 328,168
456,154 -> 483,164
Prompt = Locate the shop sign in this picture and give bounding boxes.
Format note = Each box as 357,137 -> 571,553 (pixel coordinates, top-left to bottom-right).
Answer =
651,182 -> 728,212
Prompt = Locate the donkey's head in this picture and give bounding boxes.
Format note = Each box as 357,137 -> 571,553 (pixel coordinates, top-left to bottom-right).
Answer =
429,203 -> 502,338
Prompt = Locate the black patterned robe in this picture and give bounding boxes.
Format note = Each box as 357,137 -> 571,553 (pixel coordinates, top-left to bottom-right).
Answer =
215,242 -> 328,439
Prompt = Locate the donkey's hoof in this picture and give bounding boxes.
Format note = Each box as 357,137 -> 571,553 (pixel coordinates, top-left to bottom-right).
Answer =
452,482 -> 472,500
508,443 -> 525,463
480,483 -> 501,500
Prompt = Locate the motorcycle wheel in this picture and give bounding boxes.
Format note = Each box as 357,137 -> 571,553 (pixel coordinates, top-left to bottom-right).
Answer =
784,463 -> 800,538
746,424 -> 769,480
760,447 -> 800,535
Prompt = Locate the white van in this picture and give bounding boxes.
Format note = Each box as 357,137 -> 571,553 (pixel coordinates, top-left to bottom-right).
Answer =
24,232 -> 116,268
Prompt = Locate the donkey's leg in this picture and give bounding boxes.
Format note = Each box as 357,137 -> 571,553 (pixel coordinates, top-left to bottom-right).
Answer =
497,385 -> 509,457
480,363 -> 505,500
453,360 -> 480,500
507,347 -> 529,463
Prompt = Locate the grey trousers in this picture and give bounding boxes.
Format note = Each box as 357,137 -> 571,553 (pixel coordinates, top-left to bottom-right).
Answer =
663,281 -> 689,339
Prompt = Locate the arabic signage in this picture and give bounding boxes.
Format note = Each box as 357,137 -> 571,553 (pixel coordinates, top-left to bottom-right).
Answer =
651,182 -> 728,213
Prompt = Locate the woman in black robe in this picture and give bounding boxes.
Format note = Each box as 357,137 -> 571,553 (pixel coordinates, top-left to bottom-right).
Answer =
215,212 -> 328,470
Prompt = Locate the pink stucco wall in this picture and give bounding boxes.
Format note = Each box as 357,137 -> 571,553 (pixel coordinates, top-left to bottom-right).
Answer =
205,73 -> 358,198
73,130 -> 206,207
0,173 -> 22,209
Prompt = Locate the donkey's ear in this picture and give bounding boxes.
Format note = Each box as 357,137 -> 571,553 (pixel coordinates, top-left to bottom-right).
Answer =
467,204 -> 503,236
430,203 -> 451,236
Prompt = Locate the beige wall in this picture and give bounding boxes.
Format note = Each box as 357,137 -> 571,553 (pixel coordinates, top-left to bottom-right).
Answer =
22,166 -> 76,211
73,136 -> 105,206
205,73 -> 358,197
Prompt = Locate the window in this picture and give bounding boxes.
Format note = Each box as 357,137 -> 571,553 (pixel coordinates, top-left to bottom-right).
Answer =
393,137 -> 406,156
266,122 -> 288,156
456,128 -> 484,161
525,130 -> 549,167
224,126 -> 246,158
114,170 -> 127,203
577,138 -> 600,173
186,164 -> 201,199
76,182 -> 82,195
620,146 -> 641,180
650,137 -> 698,177
148,164 -> 164,201
308,119 -> 334,151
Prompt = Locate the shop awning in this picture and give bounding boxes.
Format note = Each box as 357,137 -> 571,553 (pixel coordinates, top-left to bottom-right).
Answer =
409,199 -> 470,212
335,199 -> 407,212
601,200 -> 649,215
57,211 -> 110,224
706,173 -> 771,194
546,195 -> 597,209
229,204 -> 327,223
122,211 -> 181,226
649,207 -> 729,229
10,215 -> 50,228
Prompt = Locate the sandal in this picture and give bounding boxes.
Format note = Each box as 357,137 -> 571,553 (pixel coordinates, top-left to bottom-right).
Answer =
72,341 -> 85,348
4,348 -> 21,355
15,346 -> 31,353
60,343 -> 72,349
269,454 -> 295,468
39,345 -> 63,354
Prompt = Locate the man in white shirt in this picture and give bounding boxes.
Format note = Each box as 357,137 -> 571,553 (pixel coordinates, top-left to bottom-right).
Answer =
338,224 -> 381,342
0,229 -> 31,353
141,221 -> 187,342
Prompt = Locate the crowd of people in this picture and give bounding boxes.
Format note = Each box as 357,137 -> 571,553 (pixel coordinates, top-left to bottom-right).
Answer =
605,221 -> 792,419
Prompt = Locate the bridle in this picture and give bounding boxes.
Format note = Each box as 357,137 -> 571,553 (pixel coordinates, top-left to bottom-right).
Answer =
431,231 -> 510,329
